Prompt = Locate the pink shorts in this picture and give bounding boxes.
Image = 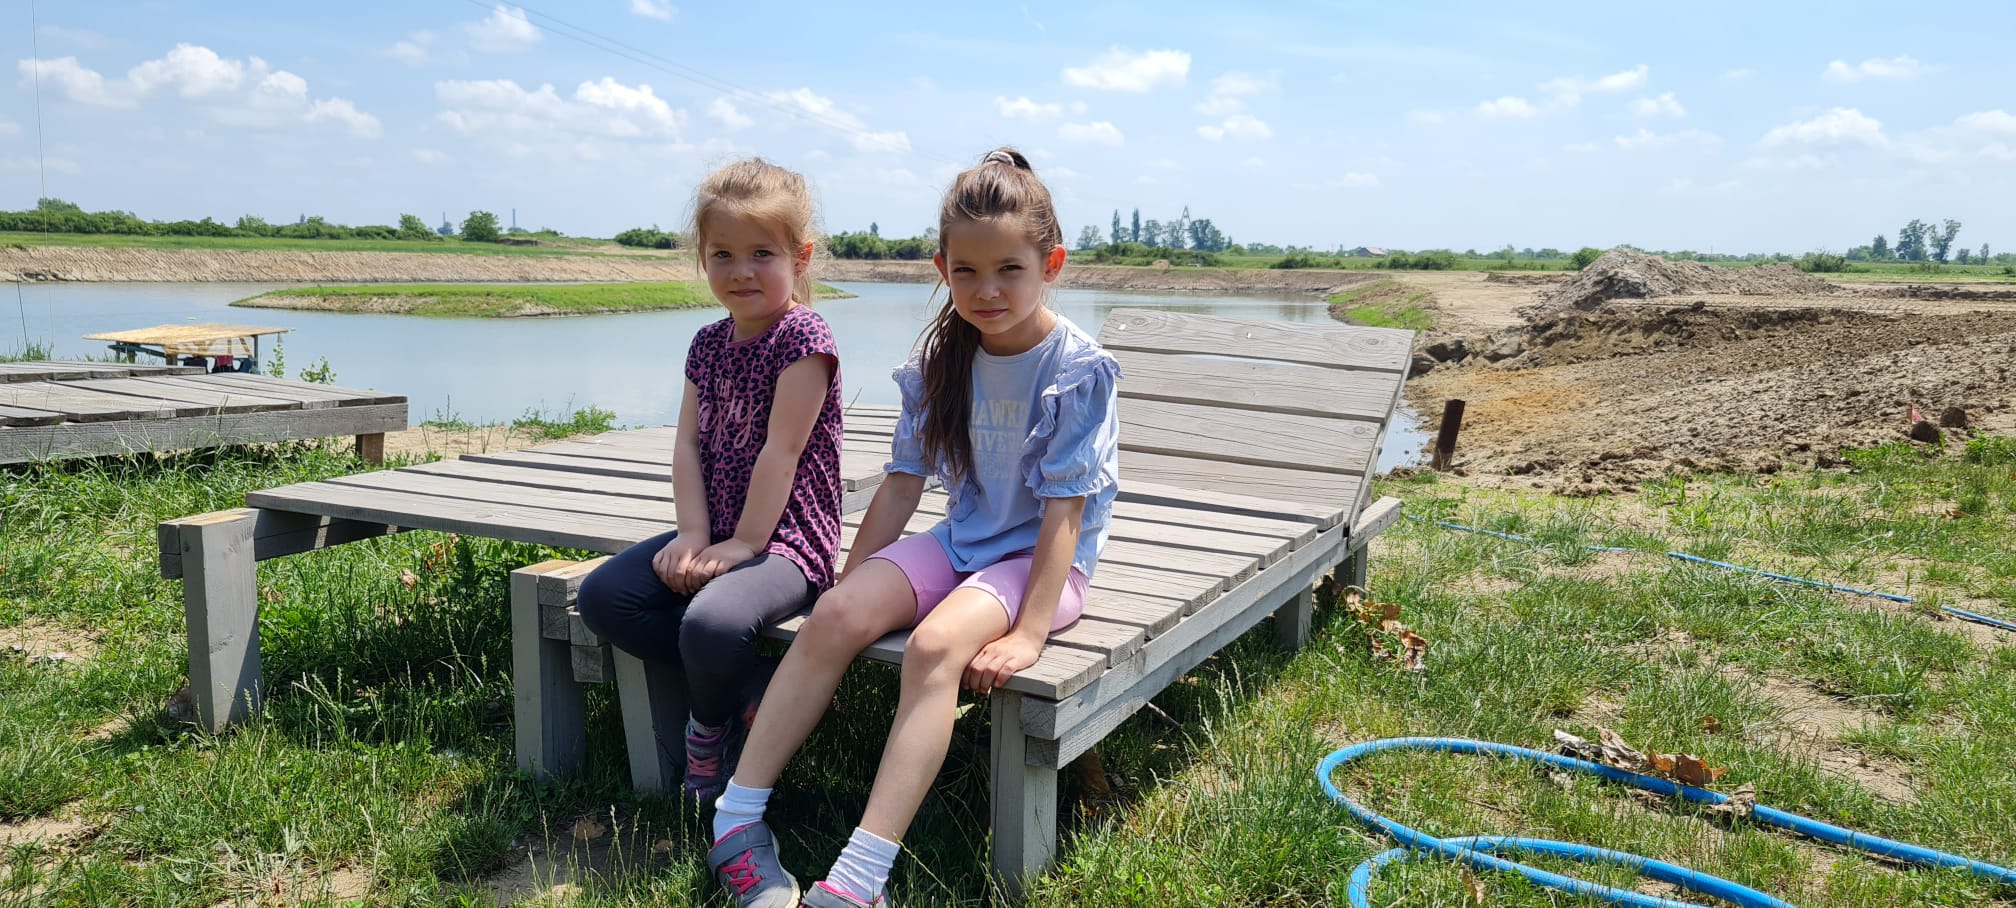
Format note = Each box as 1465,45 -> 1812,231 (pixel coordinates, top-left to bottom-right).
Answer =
869,532 -> 1088,632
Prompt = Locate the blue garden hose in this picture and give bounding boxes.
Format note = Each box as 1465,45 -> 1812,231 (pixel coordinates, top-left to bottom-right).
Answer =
1411,516 -> 2016,634
1319,737 -> 2016,908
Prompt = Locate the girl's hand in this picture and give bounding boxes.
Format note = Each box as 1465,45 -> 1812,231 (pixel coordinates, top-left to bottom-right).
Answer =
688,538 -> 760,587
652,535 -> 709,594
964,633 -> 1045,695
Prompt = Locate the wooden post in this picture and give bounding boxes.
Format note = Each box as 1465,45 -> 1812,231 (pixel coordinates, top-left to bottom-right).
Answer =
1429,399 -> 1466,471
177,510 -> 263,732
356,433 -> 386,464
1273,586 -> 1314,651
990,691 -> 1058,893
613,648 -> 689,794
511,563 -> 586,779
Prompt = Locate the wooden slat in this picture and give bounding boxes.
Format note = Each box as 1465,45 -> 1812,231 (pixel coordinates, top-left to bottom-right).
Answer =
1109,348 -> 1402,422
0,361 -> 203,383
176,373 -> 407,406
159,508 -> 402,579
1,402 -> 407,465
462,449 -> 672,482
1119,479 -> 1342,529
1121,451 -> 1362,517
0,404 -> 65,427
245,481 -> 665,553
910,496 -> 1290,568
1108,499 -> 1318,550
407,458 -> 677,501
0,381 -> 178,421
1119,397 -> 1379,476
65,377 -> 302,415
759,613 -> 1104,698
109,375 -> 333,410
318,470 -> 681,523
1098,308 -> 1412,372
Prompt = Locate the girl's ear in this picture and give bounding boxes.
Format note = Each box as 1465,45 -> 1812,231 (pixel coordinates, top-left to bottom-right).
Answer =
795,240 -> 814,274
933,252 -> 951,283
1042,244 -> 1067,281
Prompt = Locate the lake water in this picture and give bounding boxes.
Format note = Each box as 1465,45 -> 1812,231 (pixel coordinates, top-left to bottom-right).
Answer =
8,281 -> 1426,470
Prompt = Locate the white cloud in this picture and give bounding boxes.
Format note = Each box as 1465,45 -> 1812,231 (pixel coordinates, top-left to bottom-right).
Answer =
19,46 -> 377,137
762,87 -> 909,152
1147,158 -> 1180,171
466,4 -> 541,53
1722,68 -> 1754,81
707,97 -> 752,130
1407,109 -> 1448,125
1613,128 -> 1719,150
629,0 -> 677,21
439,77 -> 688,148
1540,64 -> 1648,105
575,77 -> 683,134
1957,109 -> 2016,135
1197,113 -> 1271,141
1047,166 -> 1080,180
386,31 -> 435,66
1822,55 -> 1929,83
1628,92 -> 1686,118
1761,107 -> 1885,147
1062,47 -> 1189,92
1475,96 -> 1537,119
1980,143 -> 2016,162
411,148 -> 453,165
1058,120 -> 1125,145
0,119 -> 16,137
1195,70 -> 1272,115
995,95 -> 1066,119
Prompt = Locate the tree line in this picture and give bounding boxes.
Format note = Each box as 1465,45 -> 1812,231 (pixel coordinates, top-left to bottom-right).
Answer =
1848,219 -> 1995,265
1,198 -> 528,244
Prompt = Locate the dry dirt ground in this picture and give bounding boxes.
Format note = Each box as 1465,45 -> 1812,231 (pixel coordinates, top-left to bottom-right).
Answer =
1397,262 -> 2016,493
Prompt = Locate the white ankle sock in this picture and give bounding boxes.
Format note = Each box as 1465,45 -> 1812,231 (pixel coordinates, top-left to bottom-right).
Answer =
712,780 -> 771,844
826,827 -> 900,903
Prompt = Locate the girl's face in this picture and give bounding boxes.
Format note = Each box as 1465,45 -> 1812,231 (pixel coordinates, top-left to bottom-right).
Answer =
701,212 -> 811,328
935,218 -> 1067,356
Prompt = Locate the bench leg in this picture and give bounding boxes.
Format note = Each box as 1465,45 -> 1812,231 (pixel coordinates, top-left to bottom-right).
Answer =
613,648 -> 689,794
511,568 -> 585,779
990,691 -> 1058,893
1340,545 -> 1370,591
179,510 -> 262,732
355,432 -> 386,464
1274,586 -> 1314,651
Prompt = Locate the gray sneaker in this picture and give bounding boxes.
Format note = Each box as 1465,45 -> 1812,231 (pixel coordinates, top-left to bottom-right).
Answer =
709,820 -> 800,908
803,881 -> 886,908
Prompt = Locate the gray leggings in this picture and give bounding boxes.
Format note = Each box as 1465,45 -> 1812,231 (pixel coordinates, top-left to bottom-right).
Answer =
574,531 -> 816,726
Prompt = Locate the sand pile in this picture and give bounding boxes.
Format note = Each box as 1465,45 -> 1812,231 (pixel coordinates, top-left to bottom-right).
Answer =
1534,249 -> 1838,313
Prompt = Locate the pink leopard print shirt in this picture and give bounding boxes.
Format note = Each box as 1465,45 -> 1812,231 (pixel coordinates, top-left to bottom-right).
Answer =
684,304 -> 843,589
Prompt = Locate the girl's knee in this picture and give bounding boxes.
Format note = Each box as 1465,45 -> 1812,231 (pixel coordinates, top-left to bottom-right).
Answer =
803,586 -> 897,650
903,620 -> 977,670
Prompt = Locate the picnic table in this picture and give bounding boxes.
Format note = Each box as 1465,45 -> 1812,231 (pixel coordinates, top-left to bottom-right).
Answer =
158,307 -> 1414,888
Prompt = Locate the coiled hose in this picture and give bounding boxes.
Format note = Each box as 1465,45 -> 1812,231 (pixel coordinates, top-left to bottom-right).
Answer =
1318,737 -> 2016,908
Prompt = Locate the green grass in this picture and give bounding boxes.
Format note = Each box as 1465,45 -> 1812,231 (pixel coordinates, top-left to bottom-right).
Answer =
3,440 -> 2014,905
230,282 -> 855,318
1327,278 -> 1437,330
0,231 -> 640,258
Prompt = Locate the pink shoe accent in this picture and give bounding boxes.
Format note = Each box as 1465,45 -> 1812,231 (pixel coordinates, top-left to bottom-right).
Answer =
714,821 -> 757,849
814,881 -> 879,906
720,850 -> 765,896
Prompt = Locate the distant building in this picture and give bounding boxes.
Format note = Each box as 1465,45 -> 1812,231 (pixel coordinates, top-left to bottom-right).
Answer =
1349,246 -> 1389,257
437,211 -> 454,237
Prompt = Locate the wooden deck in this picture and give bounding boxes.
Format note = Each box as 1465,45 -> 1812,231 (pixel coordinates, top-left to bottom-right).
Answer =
0,362 -> 406,465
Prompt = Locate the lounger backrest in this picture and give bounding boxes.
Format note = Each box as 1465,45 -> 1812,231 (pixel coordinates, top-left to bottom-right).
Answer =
1097,308 -> 1414,523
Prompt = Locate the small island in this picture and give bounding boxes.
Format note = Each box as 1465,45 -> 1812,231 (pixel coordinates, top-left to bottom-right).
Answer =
231,281 -> 855,318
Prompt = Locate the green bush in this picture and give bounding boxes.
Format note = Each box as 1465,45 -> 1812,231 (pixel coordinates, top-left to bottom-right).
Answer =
1272,250 -> 1341,269
614,226 -> 677,249
460,211 -> 501,243
1380,249 -> 1458,270
1964,435 -> 2016,466
1798,252 -> 1850,273
1570,247 -> 1603,270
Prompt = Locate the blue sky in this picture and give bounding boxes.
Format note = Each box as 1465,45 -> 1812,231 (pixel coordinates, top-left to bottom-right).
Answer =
5,1 -> 2013,253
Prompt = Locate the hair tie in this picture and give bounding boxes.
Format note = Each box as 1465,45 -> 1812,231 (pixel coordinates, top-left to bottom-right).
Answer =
983,150 -> 1018,167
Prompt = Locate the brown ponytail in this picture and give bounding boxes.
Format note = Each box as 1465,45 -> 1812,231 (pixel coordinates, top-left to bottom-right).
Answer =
916,147 -> 1064,484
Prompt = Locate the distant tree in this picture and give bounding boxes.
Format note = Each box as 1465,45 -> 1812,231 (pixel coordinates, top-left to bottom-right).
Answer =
397,213 -> 437,241
1870,234 -> 1890,260
1956,249 -> 1974,265
1930,218 -> 1961,263
1076,225 -> 1103,251
235,215 -> 273,236
1140,219 -> 1163,249
461,210 -> 502,243
869,222 -> 880,237
1188,217 -> 1226,252
1845,245 -> 1873,262
1981,243 -> 1991,262
1570,247 -> 1603,270
1896,219 -> 1929,262
1171,206 -> 1191,251
1130,208 -> 1141,244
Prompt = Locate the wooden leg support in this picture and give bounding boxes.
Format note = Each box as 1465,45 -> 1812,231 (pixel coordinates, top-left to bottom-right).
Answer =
177,510 -> 263,732
356,432 -> 386,464
511,564 -> 585,779
1274,585 -> 1314,651
990,691 -> 1058,893
613,648 -> 689,794
1341,545 -> 1370,592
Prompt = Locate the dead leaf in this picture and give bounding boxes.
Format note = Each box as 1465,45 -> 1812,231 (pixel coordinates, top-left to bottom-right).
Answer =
398,569 -> 420,590
570,817 -> 607,841
260,586 -> 282,604
1699,715 -> 1723,735
1710,783 -> 1757,819
1463,869 -> 1488,905
1667,754 -> 1726,787
1399,630 -> 1428,673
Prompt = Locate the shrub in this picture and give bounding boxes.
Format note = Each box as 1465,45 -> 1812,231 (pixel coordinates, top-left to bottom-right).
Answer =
1380,249 -> 1458,271
1964,435 -> 2016,466
1798,252 -> 1849,273
614,226 -> 677,249
1570,247 -> 1603,270
460,211 -> 502,243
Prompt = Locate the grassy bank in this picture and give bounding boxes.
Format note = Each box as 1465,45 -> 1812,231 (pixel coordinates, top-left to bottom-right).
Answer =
0,230 -> 642,258
3,439 -> 2014,905
231,282 -> 856,318
1328,278 -> 1436,330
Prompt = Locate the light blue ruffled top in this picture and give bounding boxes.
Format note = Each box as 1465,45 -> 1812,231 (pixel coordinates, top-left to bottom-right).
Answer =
885,315 -> 1122,578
